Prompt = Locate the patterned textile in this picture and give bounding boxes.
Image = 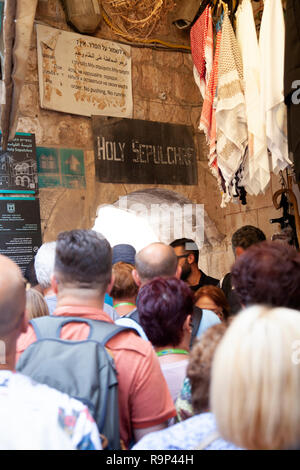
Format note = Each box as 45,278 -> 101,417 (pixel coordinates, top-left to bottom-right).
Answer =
236,0 -> 270,196
0,370 -> 101,450
132,412 -> 243,451
175,377 -> 193,422
190,5 -> 213,99
216,10 -> 248,206
259,0 -> 291,174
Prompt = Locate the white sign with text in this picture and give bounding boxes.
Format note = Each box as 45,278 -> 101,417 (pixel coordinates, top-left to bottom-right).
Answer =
36,24 -> 132,118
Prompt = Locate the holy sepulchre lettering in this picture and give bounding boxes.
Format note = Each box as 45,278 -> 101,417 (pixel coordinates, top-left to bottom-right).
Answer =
92,117 -> 198,185
97,136 -> 194,166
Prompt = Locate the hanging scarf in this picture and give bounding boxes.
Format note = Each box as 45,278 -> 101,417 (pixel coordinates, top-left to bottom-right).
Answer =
236,0 -> 270,196
200,20 -> 224,193
215,10 -> 248,206
190,5 -> 213,99
259,0 -> 291,174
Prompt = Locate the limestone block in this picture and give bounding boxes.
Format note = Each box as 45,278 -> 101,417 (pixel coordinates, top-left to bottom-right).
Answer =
133,99 -> 149,120
19,84 -> 40,117
148,101 -> 191,125
206,241 -> 235,279
137,63 -> 176,103
183,53 -> 193,68
190,106 -> 202,131
173,71 -> 201,105
36,0 -> 65,21
39,188 -> 66,227
244,181 -> 274,211
16,116 -> 43,144
270,172 -> 283,194
194,133 -> 208,162
42,188 -> 87,241
38,110 -> 61,146
25,48 -> 38,83
132,47 -> 153,64
57,116 -> 93,148
225,210 -> 259,241
152,49 -> 183,69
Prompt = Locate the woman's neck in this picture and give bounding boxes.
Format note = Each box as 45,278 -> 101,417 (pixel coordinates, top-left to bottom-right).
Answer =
155,339 -> 190,363
112,297 -> 136,317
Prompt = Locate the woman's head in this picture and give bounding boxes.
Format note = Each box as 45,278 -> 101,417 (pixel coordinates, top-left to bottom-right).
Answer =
26,288 -> 49,320
194,285 -> 230,321
137,277 -> 194,348
187,323 -> 228,413
231,241 -> 300,309
110,262 -> 138,300
211,305 -> 300,450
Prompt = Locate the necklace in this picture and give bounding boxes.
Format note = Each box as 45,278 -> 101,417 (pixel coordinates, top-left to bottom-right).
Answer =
156,348 -> 189,357
113,302 -> 136,309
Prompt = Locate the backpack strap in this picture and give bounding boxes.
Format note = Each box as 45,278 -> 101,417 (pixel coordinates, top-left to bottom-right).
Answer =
190,306 -> 203,347
125,308 -> 140,325
30,316 -> 139,345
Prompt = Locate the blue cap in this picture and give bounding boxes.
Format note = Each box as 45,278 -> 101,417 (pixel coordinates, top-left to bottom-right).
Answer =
112,244 -> 136,266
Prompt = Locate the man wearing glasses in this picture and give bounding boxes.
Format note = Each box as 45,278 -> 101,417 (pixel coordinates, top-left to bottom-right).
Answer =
170,238 -> 219,291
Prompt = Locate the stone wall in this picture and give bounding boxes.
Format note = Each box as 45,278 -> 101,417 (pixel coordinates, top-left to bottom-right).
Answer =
16,0 -> 285,279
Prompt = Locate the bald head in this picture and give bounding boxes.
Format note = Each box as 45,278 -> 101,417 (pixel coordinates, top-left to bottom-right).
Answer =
135,243 -> 178,284
0,256 -> 26,337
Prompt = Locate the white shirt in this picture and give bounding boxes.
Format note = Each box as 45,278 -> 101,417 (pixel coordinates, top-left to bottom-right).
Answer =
0,370 -> 101,450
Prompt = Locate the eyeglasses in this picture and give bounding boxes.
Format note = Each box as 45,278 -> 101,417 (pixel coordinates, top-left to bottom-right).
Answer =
176,254 -> 189,259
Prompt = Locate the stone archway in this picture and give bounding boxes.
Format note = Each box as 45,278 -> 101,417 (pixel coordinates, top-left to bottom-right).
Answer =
93,188 -> 228,278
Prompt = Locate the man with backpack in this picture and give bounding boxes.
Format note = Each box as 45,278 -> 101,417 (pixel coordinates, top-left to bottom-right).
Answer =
0,254 -> 101,450
16,230 -> 176,450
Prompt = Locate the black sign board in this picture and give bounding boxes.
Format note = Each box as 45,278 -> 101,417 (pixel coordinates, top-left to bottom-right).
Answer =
0,199 -> 42,274
92,117 -> 198,185
0,133 -> 38,192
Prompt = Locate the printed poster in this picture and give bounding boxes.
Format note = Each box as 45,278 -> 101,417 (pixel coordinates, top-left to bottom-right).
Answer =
0,199 -> 42,274
0,133 -> 38,192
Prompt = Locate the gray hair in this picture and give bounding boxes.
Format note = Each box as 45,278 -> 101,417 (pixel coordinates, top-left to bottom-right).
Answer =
34,242 -> 56,289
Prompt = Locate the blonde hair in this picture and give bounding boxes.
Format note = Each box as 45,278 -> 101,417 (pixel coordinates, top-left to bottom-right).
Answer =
26,288 -> 49,320
211,305 -> 300,450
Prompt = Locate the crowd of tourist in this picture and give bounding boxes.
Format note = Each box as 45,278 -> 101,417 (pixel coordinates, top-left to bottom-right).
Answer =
0,224 -> 300,450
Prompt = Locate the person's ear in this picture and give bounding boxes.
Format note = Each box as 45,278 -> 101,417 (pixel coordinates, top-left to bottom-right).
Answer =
235,246 -> 245,258
106,274 -> 115,295
187,253 -> 195,265
132,269 -> 142,287
175,264 -> 182,280
184,314 -> 192,334
51,274 -> 59,294
20,310 -> 28,334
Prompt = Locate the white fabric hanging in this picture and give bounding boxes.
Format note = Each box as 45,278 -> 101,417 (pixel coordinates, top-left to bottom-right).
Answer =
236,0 -> 270,195
259,0 -> 291,174
215,10 -> 248,205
